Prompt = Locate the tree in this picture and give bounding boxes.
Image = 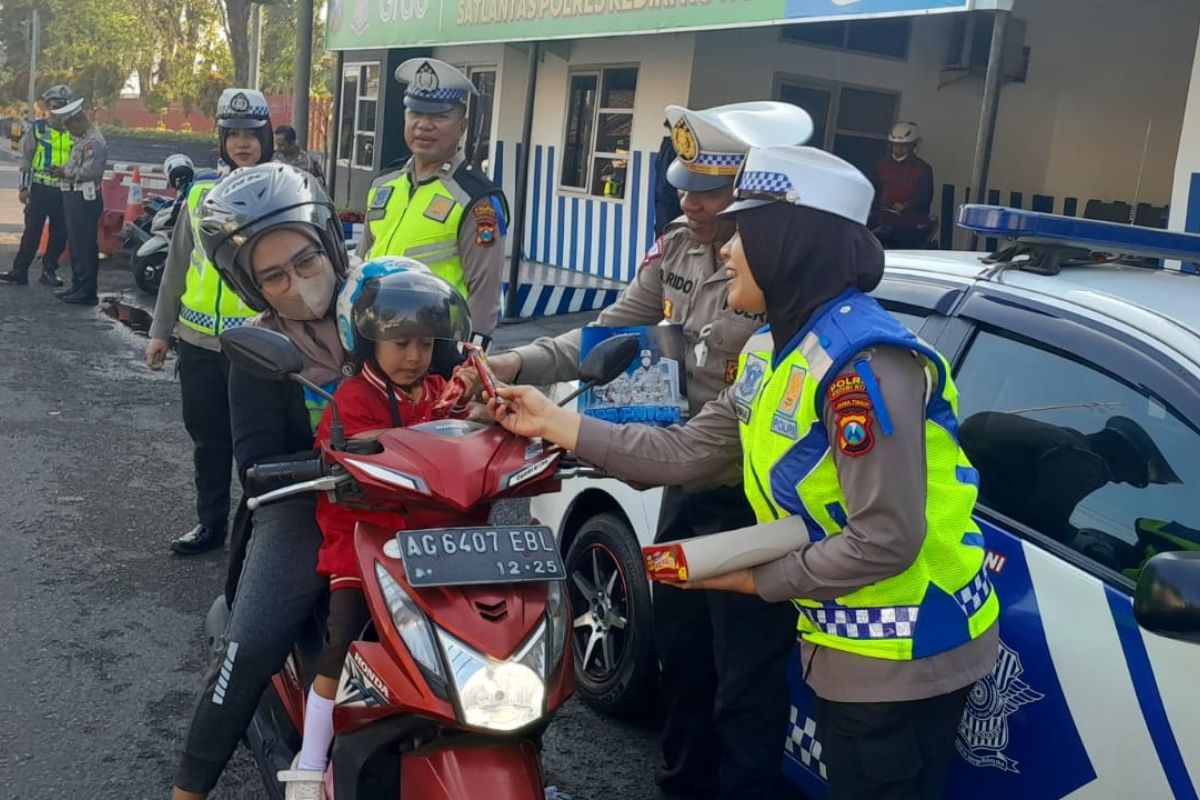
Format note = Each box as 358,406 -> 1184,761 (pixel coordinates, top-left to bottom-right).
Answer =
259,0 -> 331,98
221,0 -> 253,87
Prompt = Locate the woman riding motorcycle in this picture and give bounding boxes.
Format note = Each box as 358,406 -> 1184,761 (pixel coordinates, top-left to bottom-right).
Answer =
169,162 -> 350,800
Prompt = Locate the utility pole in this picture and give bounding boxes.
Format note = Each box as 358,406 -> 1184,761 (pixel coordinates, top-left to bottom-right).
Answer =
248,4 -> 263,90
25,9 -> 39,120
292,0 -> 314,149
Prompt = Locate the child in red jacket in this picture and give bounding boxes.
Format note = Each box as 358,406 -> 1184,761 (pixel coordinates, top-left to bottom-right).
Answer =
279,263 -> 474,799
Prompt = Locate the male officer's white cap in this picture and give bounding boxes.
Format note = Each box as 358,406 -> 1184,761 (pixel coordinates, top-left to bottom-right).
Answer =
719,146 -> 875,225
50,98 -> 85,120
665,102 -> 814,192
394,58 -> 478,114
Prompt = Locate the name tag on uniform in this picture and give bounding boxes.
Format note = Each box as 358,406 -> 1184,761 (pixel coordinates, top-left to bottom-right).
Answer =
369,186 -> 393,210
424,195 -> 455,223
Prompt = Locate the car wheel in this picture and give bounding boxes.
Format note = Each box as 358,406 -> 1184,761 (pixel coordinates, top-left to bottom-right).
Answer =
565,511 -> 657,720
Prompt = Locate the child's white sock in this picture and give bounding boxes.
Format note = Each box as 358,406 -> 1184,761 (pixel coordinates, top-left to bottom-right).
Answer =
297,687 -> 337,773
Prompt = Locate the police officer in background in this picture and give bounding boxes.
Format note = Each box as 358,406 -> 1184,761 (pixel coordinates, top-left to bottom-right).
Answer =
49,98 -> 108,306
358,58 -> 508,343
870,121 -> 935,249
145,88 -> 273,555
481,102 -> 813,800
1,85 -> 74,287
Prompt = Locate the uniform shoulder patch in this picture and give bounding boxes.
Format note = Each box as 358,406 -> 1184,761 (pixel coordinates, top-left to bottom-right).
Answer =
473,202 -> 498,247
640,236 -> 666,271
828,371 -> 875,456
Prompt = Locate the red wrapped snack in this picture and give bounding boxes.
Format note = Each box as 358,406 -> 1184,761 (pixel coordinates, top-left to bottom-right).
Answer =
643,543 -> 690,583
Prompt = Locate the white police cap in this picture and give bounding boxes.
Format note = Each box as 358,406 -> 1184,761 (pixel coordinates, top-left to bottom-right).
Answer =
665,102 -> 814,192
720,145 -> 875,225
395,58 -> 477,114
50,98 -> 85,120
216,88 -> 271,128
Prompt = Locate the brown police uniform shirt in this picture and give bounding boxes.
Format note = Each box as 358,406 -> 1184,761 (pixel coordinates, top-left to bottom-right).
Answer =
573,343 -> 998,703
512,222 -> 764,490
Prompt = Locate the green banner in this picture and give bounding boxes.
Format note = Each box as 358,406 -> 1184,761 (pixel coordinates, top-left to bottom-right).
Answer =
327,0 -> 974,51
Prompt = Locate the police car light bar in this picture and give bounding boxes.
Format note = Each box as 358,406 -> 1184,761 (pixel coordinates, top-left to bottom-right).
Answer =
957,205 -> 1200,263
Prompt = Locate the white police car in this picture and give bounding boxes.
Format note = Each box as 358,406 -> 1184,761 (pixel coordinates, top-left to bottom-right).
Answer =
532,207 -> 1200,798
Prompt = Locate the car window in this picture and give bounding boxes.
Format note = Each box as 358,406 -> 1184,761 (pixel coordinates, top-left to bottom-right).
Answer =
887,309 -> 924,333
953,330 -> 1200,582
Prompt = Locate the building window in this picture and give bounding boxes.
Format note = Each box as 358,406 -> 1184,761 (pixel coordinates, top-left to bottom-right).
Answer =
338,63 -> 378,168
781,18 -> 912,60
776,80 -> 897,177
561,66 -> 638,199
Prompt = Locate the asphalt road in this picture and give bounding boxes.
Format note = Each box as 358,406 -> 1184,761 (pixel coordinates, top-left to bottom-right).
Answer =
0,158 -> 659,799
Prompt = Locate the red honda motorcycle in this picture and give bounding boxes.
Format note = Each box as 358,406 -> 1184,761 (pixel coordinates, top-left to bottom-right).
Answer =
209,326 -> 638,800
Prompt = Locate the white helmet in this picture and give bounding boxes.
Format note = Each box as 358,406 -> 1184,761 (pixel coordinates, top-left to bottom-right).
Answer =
163,154 -> 195,190
888,122 -> 920,144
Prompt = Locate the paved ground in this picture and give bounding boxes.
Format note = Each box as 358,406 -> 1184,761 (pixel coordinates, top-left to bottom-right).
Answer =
0,157 -> 660,799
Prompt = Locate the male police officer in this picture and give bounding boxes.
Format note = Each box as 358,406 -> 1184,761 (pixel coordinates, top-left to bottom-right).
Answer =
870,121 -> 935,248
358,58 -> 507,341
50,99 -> 108,306
1,85 -> 74,287
483,102 -> 812,800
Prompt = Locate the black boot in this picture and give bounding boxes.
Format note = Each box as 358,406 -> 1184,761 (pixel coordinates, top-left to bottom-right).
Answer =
0,271 -> 28,285
169,525 -> 226,556
60,292 -> 98,306
38,268 -> 63,287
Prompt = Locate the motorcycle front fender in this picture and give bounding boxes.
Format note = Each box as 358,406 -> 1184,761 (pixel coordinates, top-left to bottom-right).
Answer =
399,742 -> 545,800
136,236 -> 169,260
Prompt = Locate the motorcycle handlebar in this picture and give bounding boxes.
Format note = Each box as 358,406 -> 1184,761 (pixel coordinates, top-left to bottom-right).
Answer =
245,457 -> 326,491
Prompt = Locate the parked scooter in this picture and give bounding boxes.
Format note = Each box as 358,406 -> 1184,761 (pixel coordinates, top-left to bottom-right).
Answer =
122,154 -> 200,294
210,326 -> 640,799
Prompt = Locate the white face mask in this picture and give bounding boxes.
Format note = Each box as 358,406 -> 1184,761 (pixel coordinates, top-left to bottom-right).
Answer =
270,266 -> 337,321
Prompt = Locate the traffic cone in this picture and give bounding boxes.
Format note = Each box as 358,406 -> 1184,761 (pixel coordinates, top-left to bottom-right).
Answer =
123,167 -> 143,229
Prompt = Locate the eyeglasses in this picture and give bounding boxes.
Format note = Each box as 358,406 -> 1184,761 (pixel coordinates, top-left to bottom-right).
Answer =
254,246 -> 327,297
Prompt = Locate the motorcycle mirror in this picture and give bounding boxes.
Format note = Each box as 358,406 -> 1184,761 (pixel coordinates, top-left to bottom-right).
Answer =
219,327 -> 304,379
580,334 -> 641,386
219,326 -> 348,450
1134,551 -> 1200,644
557,334 -> 642,408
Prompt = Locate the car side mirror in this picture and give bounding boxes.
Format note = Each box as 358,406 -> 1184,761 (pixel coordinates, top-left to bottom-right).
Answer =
219,326 -> 304,380
579,334 -> 641,386
1133,551 -> 1200,644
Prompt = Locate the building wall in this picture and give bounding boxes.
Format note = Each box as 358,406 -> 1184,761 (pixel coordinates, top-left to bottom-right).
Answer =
690,0 -> 1198,222
1169,27 -> 1200,234
489,34 -> 697,281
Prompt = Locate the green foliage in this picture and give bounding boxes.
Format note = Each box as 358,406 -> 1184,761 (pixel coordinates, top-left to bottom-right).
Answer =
98,123 -> 216,143
0,0 -> 330,116
260,0 -> 332,99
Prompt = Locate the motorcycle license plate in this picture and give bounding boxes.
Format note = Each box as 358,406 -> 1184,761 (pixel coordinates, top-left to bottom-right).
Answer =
397,526 -> 566,588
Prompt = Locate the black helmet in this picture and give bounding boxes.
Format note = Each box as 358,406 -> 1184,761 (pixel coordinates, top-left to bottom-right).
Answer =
349,267 -> 472,359
195,163 -> 347,312
216,88 -> 274,164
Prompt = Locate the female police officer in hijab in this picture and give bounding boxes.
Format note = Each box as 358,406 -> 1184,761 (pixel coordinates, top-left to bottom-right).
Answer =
490,145 -> 1000,800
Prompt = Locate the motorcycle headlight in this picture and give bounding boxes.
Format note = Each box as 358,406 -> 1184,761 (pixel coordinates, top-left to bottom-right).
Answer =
546,580 -> 568,672
439,624 -> 547,732
374,562 -> 444,681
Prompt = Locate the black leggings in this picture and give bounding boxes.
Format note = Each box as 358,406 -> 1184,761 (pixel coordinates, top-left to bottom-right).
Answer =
316,588 -> 370,679
174,498 -> 326,794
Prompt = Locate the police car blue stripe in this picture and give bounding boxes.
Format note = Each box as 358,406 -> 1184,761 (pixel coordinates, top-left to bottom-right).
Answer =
1106,590 -> 1198,800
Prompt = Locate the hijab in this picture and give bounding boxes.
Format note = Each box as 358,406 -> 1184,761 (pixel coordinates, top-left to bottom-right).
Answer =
241,224 -> 347,386
737,203 -> 885,355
